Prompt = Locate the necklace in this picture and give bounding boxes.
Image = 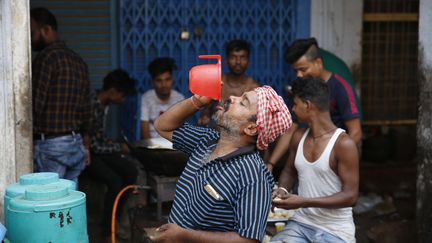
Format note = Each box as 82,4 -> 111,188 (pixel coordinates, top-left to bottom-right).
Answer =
312,128 -> 337,140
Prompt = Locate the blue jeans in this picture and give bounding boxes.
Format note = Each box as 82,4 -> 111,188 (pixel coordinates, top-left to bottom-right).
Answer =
34,134 -> 86,183
270,220 -> 346,243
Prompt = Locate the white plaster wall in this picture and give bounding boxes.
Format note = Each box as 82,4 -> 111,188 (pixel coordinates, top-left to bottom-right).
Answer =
0,0 -> 32,221
419,0 -> 432,65
417,1 -> 432,238
11,0 -> 33,176
0,0 -> 17,222
310,0 -> 363,68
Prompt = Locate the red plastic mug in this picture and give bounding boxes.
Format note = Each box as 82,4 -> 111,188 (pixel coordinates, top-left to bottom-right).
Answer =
189,55 -> 222,100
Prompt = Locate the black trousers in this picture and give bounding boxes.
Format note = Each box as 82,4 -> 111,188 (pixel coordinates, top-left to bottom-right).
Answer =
132,148 -> 188,176
85,152 -> 138,233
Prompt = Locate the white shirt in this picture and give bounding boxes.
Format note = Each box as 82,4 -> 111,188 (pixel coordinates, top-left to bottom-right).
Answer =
140,89 -> 184,138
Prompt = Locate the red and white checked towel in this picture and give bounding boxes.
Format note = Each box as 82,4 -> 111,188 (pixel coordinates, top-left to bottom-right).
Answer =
255,86 -> 292,150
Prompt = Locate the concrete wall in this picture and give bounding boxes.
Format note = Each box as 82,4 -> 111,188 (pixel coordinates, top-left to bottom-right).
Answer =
417,0 -> 432,241
0,0 -> 33,221
310,0 -> 363,69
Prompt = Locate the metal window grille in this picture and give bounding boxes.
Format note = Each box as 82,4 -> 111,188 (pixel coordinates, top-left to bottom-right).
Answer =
361,0 -> 419,123
31,0 -> 114,89
119,0 -> 299,140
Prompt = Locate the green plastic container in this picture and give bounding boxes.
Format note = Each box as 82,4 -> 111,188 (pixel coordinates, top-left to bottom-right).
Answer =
4,172 -> 76,230
6,183 -> 88,243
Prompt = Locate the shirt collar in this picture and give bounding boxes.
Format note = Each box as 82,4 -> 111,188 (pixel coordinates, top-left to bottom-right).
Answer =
207,139 -> 257,161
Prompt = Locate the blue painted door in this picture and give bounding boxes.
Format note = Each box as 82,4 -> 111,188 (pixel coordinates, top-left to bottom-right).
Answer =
119,0 -> 307,140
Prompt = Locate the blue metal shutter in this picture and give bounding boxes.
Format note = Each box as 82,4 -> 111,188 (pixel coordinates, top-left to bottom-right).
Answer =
120,0 -> 306,140
30,0 -> 115,90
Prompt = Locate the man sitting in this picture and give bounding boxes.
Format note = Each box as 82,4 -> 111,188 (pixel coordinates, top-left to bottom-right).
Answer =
271,77 -> 359,243
85,69 -> 138,238
140,57 -> 184,139
137,57 -> 187,176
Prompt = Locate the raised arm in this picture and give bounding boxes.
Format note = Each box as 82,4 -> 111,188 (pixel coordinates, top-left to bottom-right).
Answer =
266,123 -> 298,171
275,128 -> 303,194
140,121 -> 151,139
344,118 -> 362,146
154,95 -> 211,141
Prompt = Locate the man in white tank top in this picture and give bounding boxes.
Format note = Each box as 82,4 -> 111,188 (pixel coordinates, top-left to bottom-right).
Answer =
270,77 -> 359,243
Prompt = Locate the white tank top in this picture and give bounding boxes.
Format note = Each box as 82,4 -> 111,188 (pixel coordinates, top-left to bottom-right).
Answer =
290,128 -> 355,243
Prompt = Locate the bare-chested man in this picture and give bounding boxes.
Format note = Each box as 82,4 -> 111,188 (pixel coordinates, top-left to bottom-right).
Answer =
222,39 -> 258,98
198,39 -> 258,126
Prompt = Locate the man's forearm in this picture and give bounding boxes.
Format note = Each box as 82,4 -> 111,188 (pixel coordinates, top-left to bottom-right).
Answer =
277,169 -> 296,191
348,129 -> 362,146
181,230 -> 258,243
140,121 -> 151,139
154,96 -> 201,139
267,123 -> 298,166
301,190 -> 358,208
344,118 -> 362,145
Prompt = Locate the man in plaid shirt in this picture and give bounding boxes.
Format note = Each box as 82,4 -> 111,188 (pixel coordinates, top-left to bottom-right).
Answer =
31,7 -> 91,182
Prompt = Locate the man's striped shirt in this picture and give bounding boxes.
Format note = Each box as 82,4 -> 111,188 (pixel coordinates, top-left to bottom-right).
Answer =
169,124 -> 274,241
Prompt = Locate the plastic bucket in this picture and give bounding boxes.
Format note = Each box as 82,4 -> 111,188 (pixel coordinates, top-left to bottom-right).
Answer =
6,183 -> 88,243
189,55 -> 222,100
4,172 -> 76,235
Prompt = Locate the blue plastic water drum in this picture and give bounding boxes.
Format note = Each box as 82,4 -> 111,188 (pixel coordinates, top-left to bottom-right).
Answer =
3,172 -> 76,229
6,183 -> 88,243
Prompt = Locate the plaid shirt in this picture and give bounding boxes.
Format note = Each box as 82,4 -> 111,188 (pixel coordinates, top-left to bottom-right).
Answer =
89,93 -> 121,154
32,41 -> 91,134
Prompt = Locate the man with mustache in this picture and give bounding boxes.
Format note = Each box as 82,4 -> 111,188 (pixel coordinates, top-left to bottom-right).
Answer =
31,7 -> 91,182
152,86 -> 292,242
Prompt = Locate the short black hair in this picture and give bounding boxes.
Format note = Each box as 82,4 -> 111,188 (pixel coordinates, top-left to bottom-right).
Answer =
102,69 -> 136,96
285,38 -> 321,64
292,76 -> 329,112
148,57 -> 176,80
226,39 -> 251,57
30,7 -> 58,31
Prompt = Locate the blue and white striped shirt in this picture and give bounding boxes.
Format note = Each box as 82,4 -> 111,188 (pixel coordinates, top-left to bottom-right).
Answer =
168,124 -> 274,241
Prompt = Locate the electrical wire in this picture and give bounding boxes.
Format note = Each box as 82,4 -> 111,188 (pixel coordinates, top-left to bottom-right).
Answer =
111,185 -> 137,243
110,184 -> 152,243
